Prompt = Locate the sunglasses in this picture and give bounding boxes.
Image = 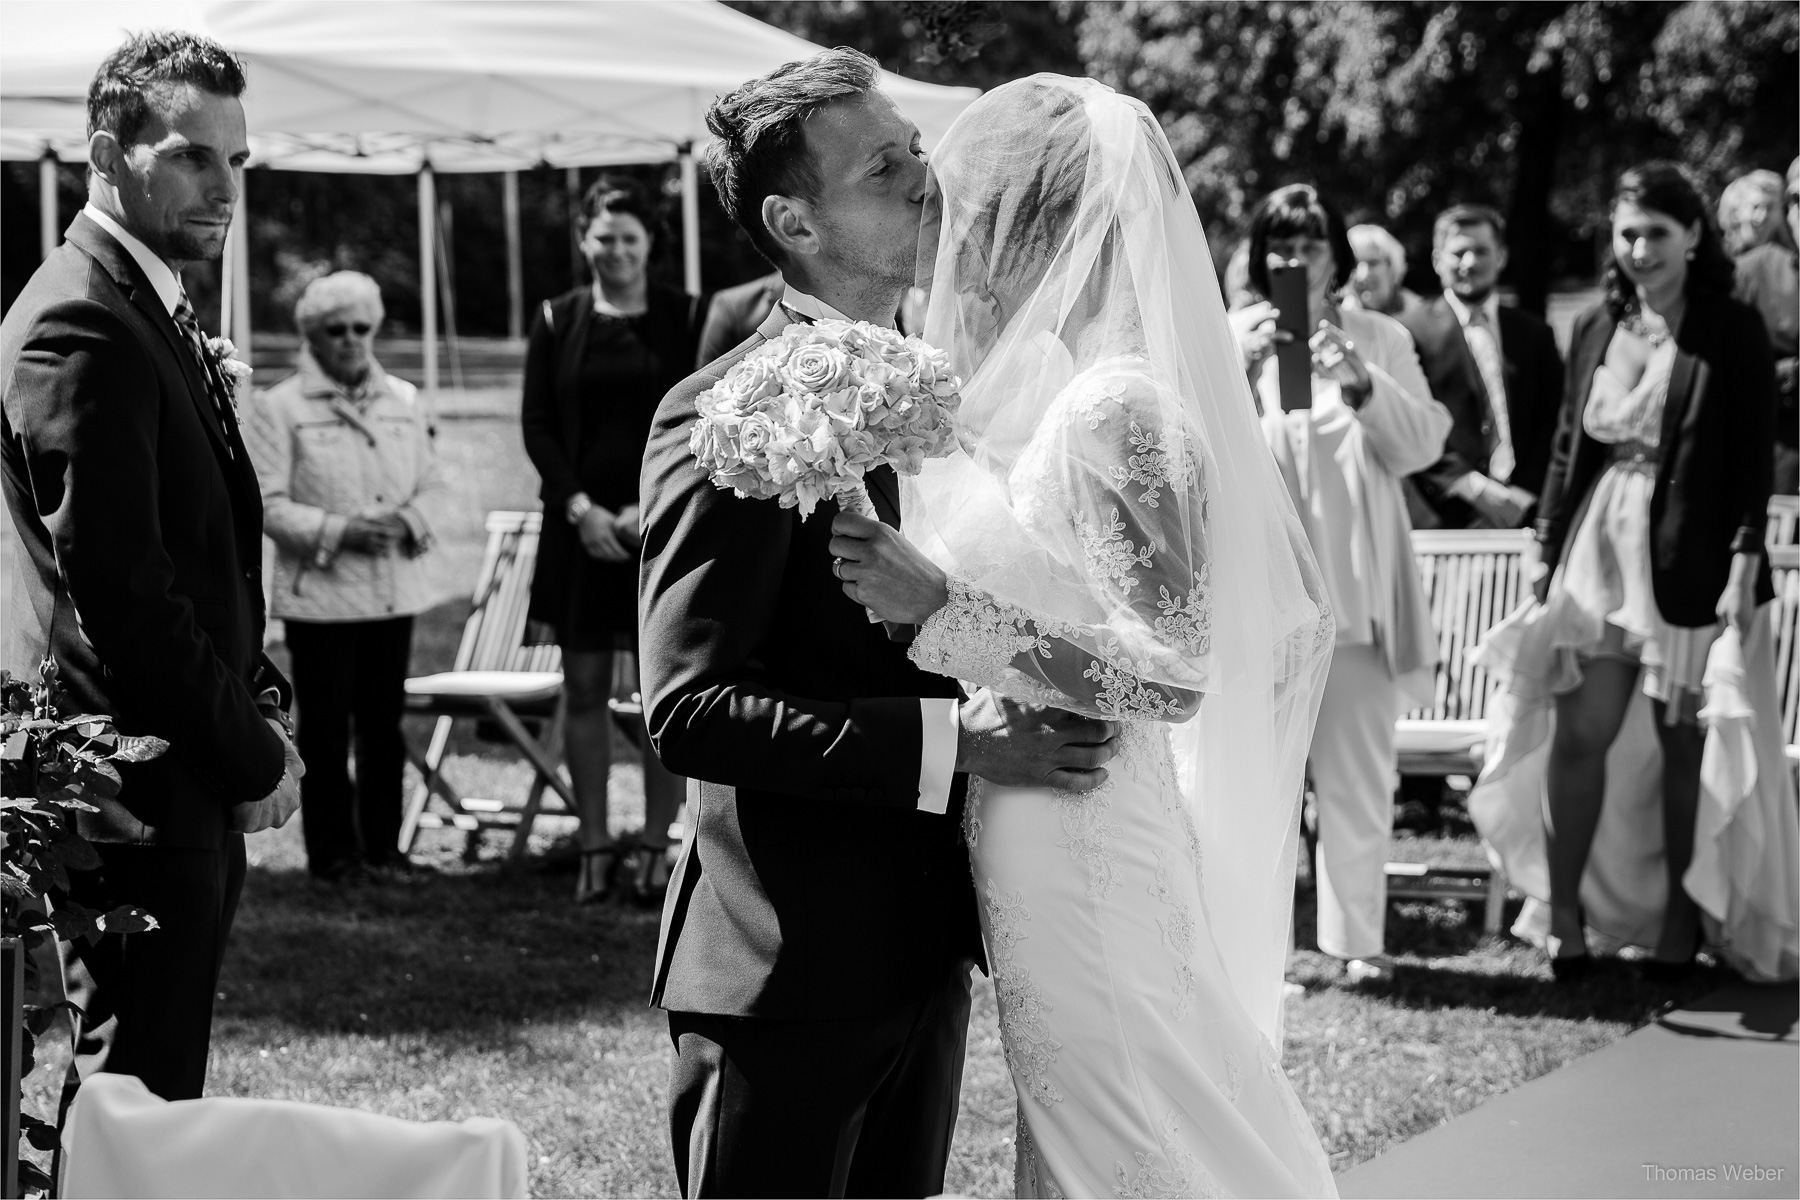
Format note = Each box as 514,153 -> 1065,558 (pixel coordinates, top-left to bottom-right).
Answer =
324,322 -> 373,337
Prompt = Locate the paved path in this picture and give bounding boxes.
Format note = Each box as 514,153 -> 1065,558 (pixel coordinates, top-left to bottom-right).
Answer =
1338,981 -> 1798,1199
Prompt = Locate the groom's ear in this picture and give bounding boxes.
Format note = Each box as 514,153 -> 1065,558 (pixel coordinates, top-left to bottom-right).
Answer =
763,194 -> 822,262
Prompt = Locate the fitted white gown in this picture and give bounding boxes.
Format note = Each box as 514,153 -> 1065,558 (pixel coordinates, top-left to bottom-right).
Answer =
910,362 -> 1338,1198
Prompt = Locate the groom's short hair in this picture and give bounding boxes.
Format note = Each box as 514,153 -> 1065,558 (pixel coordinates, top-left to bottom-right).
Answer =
704,47 -> 882,267
87,30 -> 247,147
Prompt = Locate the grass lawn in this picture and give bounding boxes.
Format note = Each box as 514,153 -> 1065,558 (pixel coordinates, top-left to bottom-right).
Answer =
20,394 -> 1734,1197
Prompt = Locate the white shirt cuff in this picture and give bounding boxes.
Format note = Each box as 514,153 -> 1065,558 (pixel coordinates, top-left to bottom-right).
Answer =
1446,471 -> 1487,502
916,697 -> 959,814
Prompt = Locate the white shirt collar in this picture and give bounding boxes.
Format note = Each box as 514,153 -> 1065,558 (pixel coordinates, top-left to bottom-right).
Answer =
83,204 -> 185,317
1442,288 -> 1499,331
779,283 -> 851,324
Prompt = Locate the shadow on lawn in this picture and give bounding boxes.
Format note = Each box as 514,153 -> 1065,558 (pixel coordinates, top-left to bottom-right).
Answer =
1291,886 -> 1731,1026
222,862 -> 664,1040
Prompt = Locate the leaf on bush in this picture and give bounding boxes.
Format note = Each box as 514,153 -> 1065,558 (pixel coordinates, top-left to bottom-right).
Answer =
98,904 -> 158,934
39,792 -> 100,813
49,835 -> 101,871
48,905 -> 99,944
24,999 -> 82,1037
109,734 -> 168,763
0,873 -> 31,899
56,715 -> 108,732
2,730 -> 27,760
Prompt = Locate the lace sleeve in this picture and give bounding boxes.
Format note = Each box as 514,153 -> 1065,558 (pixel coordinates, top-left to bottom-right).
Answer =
908,368 -> 1213,722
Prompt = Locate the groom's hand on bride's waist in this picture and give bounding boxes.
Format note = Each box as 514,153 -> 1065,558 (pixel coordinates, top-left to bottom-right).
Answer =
956,690 -> 1119,792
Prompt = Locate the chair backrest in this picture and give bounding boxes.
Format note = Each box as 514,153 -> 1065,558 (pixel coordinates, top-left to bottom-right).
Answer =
1406,529 -> 1533,722
1771,542 -> 1799,752
450,511 -> 563,676
1769,495 -> 1799,549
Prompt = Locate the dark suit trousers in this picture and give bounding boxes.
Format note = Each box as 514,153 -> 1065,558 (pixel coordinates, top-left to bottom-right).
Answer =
62,836 -> 247,1101
286,617 -> 414,873
667,960 -> 974,1198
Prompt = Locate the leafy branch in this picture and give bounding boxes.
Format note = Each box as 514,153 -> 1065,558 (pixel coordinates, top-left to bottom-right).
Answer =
3,660 -> 163,1196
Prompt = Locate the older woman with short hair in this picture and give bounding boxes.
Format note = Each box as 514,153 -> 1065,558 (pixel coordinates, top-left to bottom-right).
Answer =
247,271 -> 445,882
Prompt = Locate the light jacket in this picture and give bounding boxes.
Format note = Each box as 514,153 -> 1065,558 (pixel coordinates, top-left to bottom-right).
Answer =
246,346 -> 444,622
1254,306 -> 1452,706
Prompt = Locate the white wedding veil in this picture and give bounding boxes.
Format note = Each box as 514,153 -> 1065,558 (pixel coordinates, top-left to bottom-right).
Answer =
904,75 -> 1333,1044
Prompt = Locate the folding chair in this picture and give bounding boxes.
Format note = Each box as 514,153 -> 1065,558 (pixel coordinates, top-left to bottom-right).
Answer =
399,511 -> 570,861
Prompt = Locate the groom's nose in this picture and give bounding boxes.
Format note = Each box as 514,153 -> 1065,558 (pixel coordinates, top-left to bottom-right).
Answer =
903,153 -> 930,206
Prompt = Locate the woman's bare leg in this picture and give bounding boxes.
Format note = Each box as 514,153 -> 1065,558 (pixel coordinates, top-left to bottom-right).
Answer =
562,649 -> 616,900
1545,657 -> 1640,955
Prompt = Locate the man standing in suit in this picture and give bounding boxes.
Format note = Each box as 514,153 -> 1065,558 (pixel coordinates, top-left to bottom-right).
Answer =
1,31 -> 300,1101
1401,205 -> 1564,530
639,49 -> 1119,1198
694,270 -> 781,367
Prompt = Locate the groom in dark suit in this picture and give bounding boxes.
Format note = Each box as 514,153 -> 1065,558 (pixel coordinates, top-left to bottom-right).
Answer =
640,49 -> 1121,1198
1,31 -> 300,1101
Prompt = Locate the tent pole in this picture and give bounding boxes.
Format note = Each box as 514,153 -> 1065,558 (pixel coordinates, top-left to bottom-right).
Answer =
679,145 -> 701,297
222,178 -> 251,349
419,164 -> 438,397
565,166 -> 583,288
39,151 -> 59,260
503,169 -> 523,340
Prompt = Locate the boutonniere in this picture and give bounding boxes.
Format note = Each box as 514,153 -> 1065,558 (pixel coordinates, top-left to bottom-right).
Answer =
203,336 -> 254,412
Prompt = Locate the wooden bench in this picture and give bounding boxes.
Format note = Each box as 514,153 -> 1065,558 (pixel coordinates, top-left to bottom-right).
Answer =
1389,529 -> 1528,933
398,511 -> 570,860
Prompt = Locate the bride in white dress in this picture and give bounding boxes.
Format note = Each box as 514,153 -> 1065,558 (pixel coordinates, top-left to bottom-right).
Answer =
843,76 -> 1338,1198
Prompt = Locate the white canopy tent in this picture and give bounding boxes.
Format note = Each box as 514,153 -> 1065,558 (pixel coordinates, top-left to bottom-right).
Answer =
0,0 -> 978,388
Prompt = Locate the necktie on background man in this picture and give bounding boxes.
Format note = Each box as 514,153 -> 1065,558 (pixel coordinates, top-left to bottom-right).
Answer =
1464,306 -> 1513,483
172,292 -> 237,458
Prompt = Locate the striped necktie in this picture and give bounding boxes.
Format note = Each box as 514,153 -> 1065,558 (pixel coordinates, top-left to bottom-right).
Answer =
171,293 -> 236,456
1464,306 -> 1513,483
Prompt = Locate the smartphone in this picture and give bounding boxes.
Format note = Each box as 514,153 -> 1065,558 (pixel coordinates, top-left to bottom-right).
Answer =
1270,263 -> 1312,412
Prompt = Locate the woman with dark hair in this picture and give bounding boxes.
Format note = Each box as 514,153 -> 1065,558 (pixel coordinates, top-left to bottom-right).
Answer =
1471,161 -> 1793,983
521,176 -> 700,904
1228,184 -> 1452,984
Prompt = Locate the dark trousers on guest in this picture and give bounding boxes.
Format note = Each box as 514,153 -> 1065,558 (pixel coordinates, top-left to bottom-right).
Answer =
63,836 -> 247,1101
285,617 -> 414,875
667,962 -> 973,1199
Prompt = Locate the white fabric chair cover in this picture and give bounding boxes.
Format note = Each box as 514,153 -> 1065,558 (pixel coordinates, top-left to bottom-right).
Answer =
62,1073 -> 530,1199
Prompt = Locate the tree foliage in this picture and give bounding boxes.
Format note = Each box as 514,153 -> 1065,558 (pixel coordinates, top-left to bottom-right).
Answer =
1076,0 -> 1796,310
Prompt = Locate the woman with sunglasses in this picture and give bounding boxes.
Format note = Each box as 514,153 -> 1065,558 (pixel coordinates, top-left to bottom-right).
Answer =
247,270 -> 446,882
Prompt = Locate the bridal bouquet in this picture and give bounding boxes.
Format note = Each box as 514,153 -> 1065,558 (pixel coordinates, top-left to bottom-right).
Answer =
689,320 -> 963,519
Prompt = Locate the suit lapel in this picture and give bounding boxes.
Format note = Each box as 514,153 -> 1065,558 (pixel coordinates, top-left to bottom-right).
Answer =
1661,307 -> 1706,448
66,217 -> 237,463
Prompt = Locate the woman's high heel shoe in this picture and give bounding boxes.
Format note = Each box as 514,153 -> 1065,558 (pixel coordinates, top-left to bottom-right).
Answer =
574,845 -> 623,905
1547,910 -> 1591,984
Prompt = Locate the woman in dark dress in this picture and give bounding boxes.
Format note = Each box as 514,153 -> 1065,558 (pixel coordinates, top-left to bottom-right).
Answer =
522,178 -> 701,904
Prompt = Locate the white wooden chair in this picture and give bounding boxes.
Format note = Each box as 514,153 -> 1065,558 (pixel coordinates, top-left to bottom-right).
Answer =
1768,496 -> 1799,769
398,511 -> 570,860
1386,528 -> 1531,933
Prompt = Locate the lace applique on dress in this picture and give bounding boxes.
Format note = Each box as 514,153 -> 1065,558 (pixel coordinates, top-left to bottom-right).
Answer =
1153,568 -> 1212,656
1112,1112 -> 1222,1199
1070,377 -> 1130,429
1016,1112 -> 1065,1198
1056,780 -> 1124,900
1083,657 -> 1186,720
1223,1052 -> 1245,1103
1110,421 -> 1196,509
1075,507 -> 1155,593
986,880 -> 1064,1107
964,775 -> 986,852
1148,849 -> 1198,1018
908,577 -> 1062,688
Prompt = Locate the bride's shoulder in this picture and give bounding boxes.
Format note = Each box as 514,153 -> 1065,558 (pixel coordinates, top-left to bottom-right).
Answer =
1054,358 -> 1174,431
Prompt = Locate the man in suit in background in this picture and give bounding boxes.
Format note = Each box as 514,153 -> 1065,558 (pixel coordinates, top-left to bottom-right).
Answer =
694,269 -> 781,367
0,30 -> 300,1101
1401,205 -> 1564,531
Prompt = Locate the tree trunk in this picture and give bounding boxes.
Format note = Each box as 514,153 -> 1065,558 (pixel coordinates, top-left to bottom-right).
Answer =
1506,50 -> 1562,317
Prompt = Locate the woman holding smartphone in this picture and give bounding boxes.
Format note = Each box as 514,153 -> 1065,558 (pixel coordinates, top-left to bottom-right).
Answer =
1229,184 -> 1452,984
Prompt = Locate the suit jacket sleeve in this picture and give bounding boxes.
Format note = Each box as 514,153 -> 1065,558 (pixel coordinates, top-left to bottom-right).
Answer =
1536,309 -> 1605,566
1355,321 -> 1454,478
637,383 -> 928,809
1724,309 -> 1776,558
519,302 -> 581,512
12,298 -> 283,802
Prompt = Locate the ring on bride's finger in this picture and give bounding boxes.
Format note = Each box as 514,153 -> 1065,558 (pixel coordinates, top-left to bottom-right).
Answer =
832,556 -> 845,579
1342,338 -> 1355,352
